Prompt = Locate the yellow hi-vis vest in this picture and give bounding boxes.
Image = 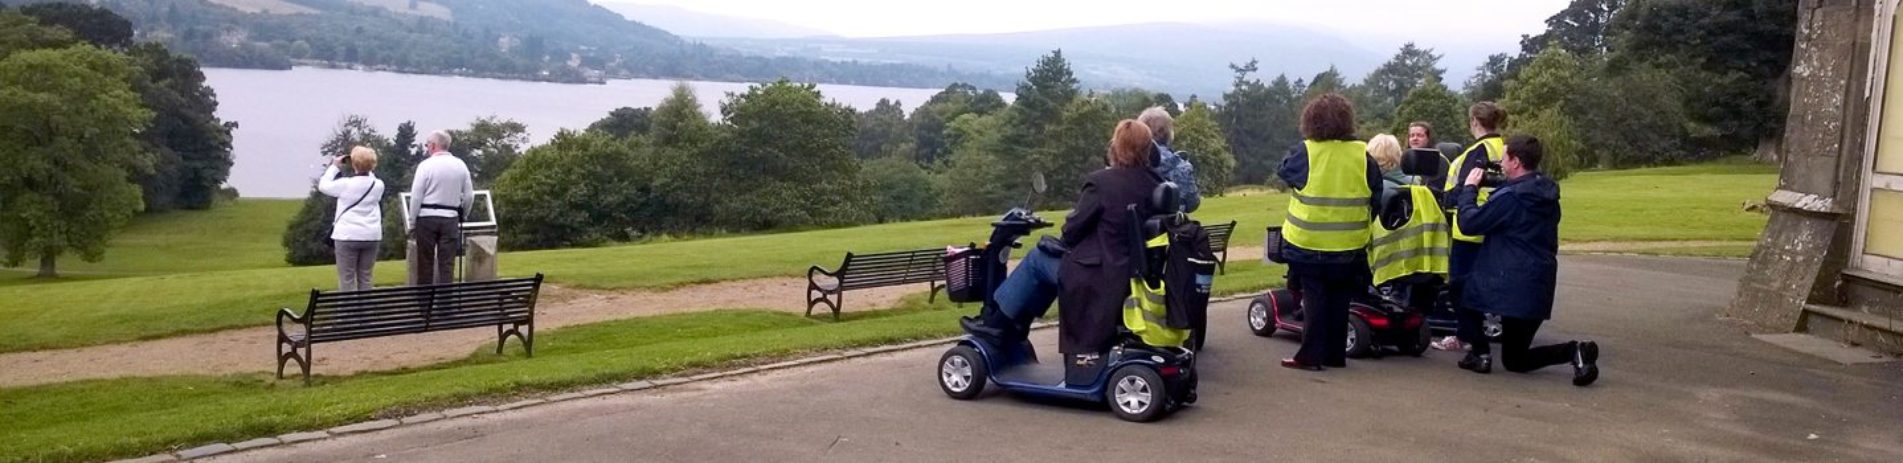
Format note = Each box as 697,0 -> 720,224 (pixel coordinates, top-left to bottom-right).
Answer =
1445,136 -> 1506,243
1283,140 -> 1373,252
1368,185 -> 1452,286
1125,234 -> 1189,348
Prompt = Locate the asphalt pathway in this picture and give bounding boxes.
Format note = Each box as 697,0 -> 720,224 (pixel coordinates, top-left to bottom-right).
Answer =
214,256 -> 1903,462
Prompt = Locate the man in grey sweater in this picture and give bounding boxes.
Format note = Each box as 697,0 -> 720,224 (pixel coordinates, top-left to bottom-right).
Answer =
409,130 -> 475,285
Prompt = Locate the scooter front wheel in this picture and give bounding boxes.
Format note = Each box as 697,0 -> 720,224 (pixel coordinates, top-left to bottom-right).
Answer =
939,346 -> 988,400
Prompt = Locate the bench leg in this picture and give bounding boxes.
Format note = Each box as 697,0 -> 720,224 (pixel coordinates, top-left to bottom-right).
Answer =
928,282 -> 942,304
1219,249 -> 1229,275
497,321 -> 533,357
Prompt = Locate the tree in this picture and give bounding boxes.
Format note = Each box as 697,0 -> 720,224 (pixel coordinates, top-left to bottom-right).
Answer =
0,46 -> 153,277
649,82 -> 713,150
861,156 -> 938,223
18,2 -> 131,49
1464,53 -> 1512,102
706,80 -> 868,229
1303,66 -> 1347,102
1392,74 -> 1469,147
1005,49 -> 1081,153
448,117 -> 530,187
1503,46 -> 1585,180
281,116 -> 391,266
379,121 -> 422,188
911,82 -> 1005,166
1610,0 -> 1795,160
0,11 -> 76,60
1219,60 -> 1301,185
493,130 -> 656,250
1357,43 -> 1445,131
587,106 -> 652,139
1572,63 -> 1693,167
1521,0 -> 1627,57
853,98 -> 913,160
1106,88 -> 1177,118
1173,100 -> 1237,196
1038,96 -> 1118,205
125,42 -> 234,211
934,113 -> 1014,216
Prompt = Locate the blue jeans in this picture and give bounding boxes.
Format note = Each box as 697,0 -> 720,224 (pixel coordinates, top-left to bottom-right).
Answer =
995,247 -> 1063,322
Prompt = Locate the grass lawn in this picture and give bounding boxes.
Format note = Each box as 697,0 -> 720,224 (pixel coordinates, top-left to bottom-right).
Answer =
0,162 -> 1774,353
0,199 -> 301,278
0,298 -> 964,463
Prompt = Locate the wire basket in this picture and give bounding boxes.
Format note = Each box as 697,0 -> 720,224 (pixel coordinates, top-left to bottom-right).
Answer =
1264,225 -> 1288,264
943,247 -> 984,303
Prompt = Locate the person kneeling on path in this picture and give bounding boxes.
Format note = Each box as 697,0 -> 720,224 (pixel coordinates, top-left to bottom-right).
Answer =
1451,135 -> 1599,386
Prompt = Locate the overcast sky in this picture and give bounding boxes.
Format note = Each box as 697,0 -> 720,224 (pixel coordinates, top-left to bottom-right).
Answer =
597,0 -> 1570,55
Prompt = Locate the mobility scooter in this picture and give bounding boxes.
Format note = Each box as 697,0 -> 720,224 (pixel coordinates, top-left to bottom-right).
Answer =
936,182 -> 1198,423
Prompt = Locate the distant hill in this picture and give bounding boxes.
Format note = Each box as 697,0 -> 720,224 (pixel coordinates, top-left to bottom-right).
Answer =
595,2 -> 831,39
21,0 -> 1013,89
704,22 -> 1385,97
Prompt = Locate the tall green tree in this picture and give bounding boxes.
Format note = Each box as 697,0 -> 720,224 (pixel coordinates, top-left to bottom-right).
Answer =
1357,43 -> 1446,131
650,82 -> 714,150
1503,46 -> 1585,180
125,42 -> 233,211
1039,96 -> 1118,204
1392,74 -> 1469,147
853,98 -> 914,160
0,11 -> 77,58
1174,100 -> 1238,196
1303,66 -> 1347,102
1610,0 -> 1795,160
1464,53 -> 1513,103
1005,49 -> 1081,160
910,82 -> 1005,166
0,45 -> 153,277
1522,0 -> 1627,57
1219,60 -> 1301,184
934,113 -> 1014,216
1572,62 -> 1693,167
861,156 -> 939,223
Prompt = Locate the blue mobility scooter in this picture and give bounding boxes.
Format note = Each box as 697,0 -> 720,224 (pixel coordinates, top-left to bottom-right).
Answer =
936,184 -> 1198,423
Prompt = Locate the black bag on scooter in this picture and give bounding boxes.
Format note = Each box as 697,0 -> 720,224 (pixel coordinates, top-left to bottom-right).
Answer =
1164,221 -> 1218,347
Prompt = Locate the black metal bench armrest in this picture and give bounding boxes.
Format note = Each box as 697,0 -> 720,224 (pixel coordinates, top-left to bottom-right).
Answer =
808,265 -> 837,280
277,307 -> 308,338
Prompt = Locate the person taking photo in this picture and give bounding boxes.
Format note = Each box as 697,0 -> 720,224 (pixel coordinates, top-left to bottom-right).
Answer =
1451,135 -> 1600,387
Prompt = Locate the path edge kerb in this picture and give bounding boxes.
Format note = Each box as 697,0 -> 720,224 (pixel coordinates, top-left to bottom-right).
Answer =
134,294 -> 1255,462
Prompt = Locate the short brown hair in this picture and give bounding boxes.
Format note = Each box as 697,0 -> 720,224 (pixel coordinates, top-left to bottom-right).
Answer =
1469,102 -> 1507,132
1506,134 -> 1543,170
1407,121 -> 1433,138
1301,93 -> 1357,141
349,146 -> 378,173
1108,120 -> 1154,168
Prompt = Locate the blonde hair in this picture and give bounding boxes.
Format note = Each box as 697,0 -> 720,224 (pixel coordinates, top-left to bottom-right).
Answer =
1368,134 -> 1402,172
1136,106 -> 1174,143
349,146 -> 379,174
1108,120 -> 1154,168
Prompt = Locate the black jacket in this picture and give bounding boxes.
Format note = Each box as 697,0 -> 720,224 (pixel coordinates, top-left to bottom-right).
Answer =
1453,172 -> 1561,320
1059,167 -> 1161,354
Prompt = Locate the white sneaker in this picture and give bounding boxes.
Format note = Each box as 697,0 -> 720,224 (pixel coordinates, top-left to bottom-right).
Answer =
1430,337 -> 1466,351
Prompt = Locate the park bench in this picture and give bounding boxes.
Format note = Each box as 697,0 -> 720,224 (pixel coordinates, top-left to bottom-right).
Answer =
1206,220 -> 1237,274
807,249 -> 945,319
276,275 -> 544,383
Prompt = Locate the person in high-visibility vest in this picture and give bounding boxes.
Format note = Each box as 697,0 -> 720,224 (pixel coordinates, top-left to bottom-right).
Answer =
1275,93 -> 1382,371
1443,102 -> 1508,352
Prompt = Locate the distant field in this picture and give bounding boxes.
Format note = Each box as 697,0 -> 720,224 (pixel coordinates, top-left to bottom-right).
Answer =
345,0 -> 452,19
0,199 -> 301,277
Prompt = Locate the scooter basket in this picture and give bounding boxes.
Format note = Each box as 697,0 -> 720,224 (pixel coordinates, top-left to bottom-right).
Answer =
943,247 -> 984,303
1264,225 -> 1288,264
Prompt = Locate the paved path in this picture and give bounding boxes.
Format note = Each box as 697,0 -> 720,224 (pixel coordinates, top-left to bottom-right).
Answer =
214,256 -> 1903,462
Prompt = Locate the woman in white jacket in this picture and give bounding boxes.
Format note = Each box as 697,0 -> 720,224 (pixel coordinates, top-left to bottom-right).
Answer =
318,146 -> 385,291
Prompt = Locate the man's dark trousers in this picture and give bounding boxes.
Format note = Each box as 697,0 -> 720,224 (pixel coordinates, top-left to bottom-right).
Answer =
414,216 -> 460,285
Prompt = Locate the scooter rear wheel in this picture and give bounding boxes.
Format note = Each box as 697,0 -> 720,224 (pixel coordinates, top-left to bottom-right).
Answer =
939,346 -> 988,400
1106,366 -> 1169,423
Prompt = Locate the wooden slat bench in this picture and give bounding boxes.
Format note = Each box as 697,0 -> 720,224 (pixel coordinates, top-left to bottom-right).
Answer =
276,274 -> 544,383
1207,220 -> 1237,274
807,249 -> 945,319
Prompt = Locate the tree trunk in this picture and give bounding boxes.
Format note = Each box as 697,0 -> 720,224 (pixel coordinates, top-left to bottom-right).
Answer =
37,254 -> 56,279
1755,131 -> 1785,163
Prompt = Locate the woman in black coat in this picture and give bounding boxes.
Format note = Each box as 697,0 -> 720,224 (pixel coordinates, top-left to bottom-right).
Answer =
1057,120 -> 1164,356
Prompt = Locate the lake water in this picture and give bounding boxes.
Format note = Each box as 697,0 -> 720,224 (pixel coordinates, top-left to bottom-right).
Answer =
204,67 -> 955,198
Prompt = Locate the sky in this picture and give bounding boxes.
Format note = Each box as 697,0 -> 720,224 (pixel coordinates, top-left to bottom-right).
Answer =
596,0 -> 1570,56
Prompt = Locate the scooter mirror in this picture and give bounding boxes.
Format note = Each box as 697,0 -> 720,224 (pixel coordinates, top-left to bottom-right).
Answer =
1031,172 -> 1048,194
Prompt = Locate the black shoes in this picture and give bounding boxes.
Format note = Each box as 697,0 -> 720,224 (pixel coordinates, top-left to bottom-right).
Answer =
1572,341 -> 1600,387
1459,353 -> 1492,374
959,316 -> 1007,339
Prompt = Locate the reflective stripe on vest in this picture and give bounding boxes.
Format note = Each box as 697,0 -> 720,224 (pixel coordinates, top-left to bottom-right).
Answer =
1446,136 -> 1506,243
1368,185 -> 1452,285
1282,140 -> 1372,252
